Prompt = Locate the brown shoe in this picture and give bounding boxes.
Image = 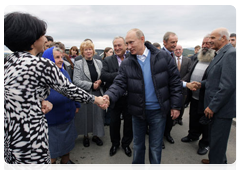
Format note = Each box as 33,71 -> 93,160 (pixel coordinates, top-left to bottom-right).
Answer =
201,159 -> 210,164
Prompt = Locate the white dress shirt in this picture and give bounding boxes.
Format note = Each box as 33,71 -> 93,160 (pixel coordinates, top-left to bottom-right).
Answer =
137,46 -> 149,62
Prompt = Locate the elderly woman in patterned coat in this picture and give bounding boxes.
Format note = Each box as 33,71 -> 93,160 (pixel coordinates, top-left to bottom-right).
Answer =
4,12 -> 108,164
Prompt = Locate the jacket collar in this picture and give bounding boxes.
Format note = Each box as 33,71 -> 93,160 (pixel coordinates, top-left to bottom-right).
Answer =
82,58 -> 101,80
128,42 -> 159,59
206,43 -> 232,75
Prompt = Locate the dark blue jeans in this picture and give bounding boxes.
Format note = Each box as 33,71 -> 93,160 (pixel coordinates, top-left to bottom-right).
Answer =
132,109 -> 166,164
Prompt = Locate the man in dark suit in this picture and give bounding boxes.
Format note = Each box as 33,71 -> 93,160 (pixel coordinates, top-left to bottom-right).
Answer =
101,36 -> 133,157
173,45 -> 192,126
161,32 -> 178,147
181,35 -> 215,156
199,28 -> 236,164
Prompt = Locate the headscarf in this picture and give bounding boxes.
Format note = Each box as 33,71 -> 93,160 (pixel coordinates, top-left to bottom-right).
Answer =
42,47 -> 64,72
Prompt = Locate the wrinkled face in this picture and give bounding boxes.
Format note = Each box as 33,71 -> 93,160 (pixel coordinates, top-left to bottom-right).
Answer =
202,37 -> 211,54
113,38 -> 126,57
71,48 -> 78,56
174,45 -> 183,57
106,48 -> 113,57
229,36 -> 236,47
44,40 -> 52,51
163,34 -> 178,52
53,50 -> 63,69
83,47 -> 94,60
209,31 -> 223,51
125,31 -> 145,55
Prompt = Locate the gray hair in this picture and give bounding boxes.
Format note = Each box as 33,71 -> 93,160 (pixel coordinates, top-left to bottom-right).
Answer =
53,46 -> 63,53
163,32 -> 176,42
204,34 -> 211,39
219,29 -> 230,40
50,41 -> 66,51
112,36 -> 125,44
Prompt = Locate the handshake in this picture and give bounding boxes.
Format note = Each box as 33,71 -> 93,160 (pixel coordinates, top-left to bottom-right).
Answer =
94,95 -> 110,110
186,81 -> 201,91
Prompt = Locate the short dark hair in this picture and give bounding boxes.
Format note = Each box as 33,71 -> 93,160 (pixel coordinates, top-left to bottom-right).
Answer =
230,33 -> 236,38
4,12 -> 47,52
153,42 -> 161,48
45,35 -> 54,42
84,38 -> 93,43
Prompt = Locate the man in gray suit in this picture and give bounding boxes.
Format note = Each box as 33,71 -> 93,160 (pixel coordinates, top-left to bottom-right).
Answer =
199,28 -> 236,164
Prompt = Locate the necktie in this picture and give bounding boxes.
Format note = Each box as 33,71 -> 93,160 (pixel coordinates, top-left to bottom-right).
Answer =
177,57 -> 181,71
170,52 -> 174,58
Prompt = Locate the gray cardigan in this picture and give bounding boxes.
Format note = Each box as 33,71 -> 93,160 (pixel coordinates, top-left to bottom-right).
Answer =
73,57 -> 104,95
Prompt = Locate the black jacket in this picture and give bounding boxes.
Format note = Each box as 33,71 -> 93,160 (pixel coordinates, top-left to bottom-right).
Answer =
101,53 -> 129,89
105,42 -> 182,119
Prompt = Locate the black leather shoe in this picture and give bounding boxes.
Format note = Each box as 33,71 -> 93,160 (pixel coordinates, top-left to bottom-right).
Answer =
181,136 -> 198,142
110,146 -> 118,156
162,141 -> 165,149
60,160 -> 77,170
122,146 -> 132,157
92,136 -> 103,146
178,119 -> 183,125
165,135 -> 174,144
83,137 -> 90,147
197,146 -> 209,155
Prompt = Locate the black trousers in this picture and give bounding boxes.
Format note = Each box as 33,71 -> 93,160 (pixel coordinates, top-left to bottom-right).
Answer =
109,96 -> 133,147
188,98 -> 209,147
209,117 -> 232,164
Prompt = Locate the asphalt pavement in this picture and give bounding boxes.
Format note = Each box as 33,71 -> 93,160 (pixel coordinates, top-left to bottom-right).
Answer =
61,106 -> 236,164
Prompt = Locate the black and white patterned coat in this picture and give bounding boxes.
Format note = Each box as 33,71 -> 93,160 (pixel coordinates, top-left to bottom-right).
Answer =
4,52 -> 94,164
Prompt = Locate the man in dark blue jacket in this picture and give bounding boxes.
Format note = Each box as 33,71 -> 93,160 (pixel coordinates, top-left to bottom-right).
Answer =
104,28 -> 182,164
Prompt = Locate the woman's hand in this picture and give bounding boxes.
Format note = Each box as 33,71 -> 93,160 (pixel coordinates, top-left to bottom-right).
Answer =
93,80 -> 102,90
41,100 -> 53,114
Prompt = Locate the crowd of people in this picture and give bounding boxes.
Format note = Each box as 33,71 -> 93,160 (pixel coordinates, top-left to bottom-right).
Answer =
4,12 -> 236,164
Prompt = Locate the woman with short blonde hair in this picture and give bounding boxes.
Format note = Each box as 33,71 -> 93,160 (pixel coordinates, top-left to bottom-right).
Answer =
73,40 -> 105,148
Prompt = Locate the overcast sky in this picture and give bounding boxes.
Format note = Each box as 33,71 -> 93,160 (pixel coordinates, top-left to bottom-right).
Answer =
3,4 -> 237,52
